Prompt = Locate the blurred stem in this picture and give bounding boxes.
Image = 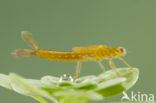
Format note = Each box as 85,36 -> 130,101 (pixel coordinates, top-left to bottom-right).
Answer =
59,97 -> 89,103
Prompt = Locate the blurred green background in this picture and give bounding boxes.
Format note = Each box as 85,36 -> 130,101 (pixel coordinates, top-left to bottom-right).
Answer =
0,0 -> 155,103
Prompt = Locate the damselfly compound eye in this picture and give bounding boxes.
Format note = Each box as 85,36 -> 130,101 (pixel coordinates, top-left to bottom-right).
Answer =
119,47 -> 126,55
120,47 -> 124,53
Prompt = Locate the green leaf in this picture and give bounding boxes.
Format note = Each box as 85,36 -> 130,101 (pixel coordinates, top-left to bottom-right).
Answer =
55,90 -> 103,100
58,81 -> 73,87
9,73 -> 59,103
32,96 -> 48,103
75,75 -> 96,83
96,78 -> 126,97
119,68 -> 139,89
0,74 -> 12,89
0,68 -> 139,103
74,81 -> 97,90
95,68 -> 139,97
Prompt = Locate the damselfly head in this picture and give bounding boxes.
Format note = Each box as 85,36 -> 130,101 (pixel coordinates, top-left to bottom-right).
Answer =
115,46 -> 127,57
